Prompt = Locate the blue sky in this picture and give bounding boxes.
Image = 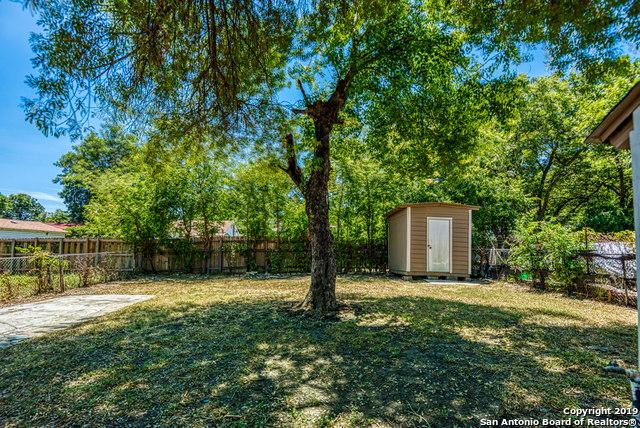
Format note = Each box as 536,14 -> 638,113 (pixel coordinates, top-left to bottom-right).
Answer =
0,2 -> 71,211
0,3 -> 561,213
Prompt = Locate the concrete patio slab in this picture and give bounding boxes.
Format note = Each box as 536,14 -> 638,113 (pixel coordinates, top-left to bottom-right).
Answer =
0,294 -> 153,348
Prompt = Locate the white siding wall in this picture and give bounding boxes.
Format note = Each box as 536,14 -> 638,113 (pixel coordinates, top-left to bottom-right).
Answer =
0,230 -> 66,240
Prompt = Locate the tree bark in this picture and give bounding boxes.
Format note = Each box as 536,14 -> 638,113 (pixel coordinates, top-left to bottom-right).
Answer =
283,78 -> 350,315
280,130 -> 338,314
301,163 -> 338,313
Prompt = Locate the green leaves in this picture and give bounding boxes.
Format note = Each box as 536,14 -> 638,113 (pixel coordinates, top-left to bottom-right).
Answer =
24,0 -> 640,256
80,145 -> 231,243
25,0 -> 297,138
509,220 -> 587,290
54,125 -> 136,223
228,160 -> 305,239
448,0 -> 639,73
1,194 -> 46,221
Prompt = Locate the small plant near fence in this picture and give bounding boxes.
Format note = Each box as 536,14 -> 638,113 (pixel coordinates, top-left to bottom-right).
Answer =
263,240 -> 311,273
72,254 -> 104,287
0,273 -> 12,301
223,241 -> 248,272
18,246 -> 69,294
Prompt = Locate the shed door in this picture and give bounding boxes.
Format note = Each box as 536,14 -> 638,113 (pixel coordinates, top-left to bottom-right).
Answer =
427,217 -> 452,273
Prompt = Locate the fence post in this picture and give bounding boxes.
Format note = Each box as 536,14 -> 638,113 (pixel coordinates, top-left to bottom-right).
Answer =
220,237 -> 224,273
58,237 -> 65,292
59,261 -> 65,293
9,240 -> 15,274
622,254 -> 630,306
206,240 -> 211,275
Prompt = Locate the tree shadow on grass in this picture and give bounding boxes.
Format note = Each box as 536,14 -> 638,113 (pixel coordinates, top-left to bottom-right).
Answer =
0,294 -> 635,426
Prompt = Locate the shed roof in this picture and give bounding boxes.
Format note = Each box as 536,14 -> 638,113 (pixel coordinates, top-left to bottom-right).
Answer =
0,218 -> 68,234
384,202 -> 480,218
585,80 -> 640,149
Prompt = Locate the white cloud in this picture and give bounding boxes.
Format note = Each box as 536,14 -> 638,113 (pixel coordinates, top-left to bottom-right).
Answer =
26,191 -> 63,203
0,188 -> 65,211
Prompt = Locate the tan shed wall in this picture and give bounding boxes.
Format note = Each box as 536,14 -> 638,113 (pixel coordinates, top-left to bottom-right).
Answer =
387,208 -> 407,273
408,206 -> 471,276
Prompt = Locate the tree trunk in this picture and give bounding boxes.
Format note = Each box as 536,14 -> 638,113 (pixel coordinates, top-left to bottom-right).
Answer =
284,77 -> 350,315
301,185 -> 338,313
299,132 -> 338,314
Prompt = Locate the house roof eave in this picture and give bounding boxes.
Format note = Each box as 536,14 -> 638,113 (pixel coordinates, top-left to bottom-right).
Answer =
585,80 -> 640,150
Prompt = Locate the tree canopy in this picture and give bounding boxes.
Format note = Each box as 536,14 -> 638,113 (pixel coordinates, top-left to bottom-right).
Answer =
54,125 -> 136,222
0,193 -> 46,221
450,0 -> 639,72
22,0 -> 640,314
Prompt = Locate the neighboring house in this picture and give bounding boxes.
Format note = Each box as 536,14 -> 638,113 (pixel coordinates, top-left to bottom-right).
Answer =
44,222 -> 80,231
0,218 -> 68,239
171,220 -> 241,239
221,221 -> 240,237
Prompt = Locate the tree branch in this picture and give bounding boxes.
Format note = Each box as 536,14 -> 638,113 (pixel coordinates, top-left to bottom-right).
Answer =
280,133 -> 304,191
297,79 -> 310,107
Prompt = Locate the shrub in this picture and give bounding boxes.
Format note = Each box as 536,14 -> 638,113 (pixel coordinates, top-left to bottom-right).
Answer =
74,255 -> 97,287
509,221 -> 587,291
19,246 -> 68,294
0,273 -> 13,301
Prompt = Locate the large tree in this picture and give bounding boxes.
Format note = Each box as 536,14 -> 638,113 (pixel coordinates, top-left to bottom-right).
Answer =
23,0 -> 636,314
229,160 -> 303,240
496,66 -> 639,225
23,0 -> 478,313
0,194 -> 9,218
4,194 -> 45,221
54,125 -> 137,222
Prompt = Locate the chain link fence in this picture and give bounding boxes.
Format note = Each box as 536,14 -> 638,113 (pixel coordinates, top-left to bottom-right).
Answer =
580,248 -> 636,306
0,252 -> 135,301
474,244 -> 638,306
473,248 -> 511,279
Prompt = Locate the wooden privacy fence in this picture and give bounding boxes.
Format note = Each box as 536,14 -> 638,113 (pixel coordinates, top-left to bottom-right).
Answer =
0,238 -> 388,274
138,238 -> 388,274
0,238 -> 130,258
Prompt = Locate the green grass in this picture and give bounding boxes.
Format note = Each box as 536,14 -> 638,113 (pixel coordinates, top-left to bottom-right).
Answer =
1,271 -> 128,304
0,273 -> 82,301
0,276 -> 636,426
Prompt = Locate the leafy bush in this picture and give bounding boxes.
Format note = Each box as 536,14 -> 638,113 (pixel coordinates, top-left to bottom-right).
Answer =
19,246 -> 68,294
509,221 -> 587,291
0,273 -> 13,301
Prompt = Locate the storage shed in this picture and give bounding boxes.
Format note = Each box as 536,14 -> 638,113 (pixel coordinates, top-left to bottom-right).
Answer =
385,202 -> 479,279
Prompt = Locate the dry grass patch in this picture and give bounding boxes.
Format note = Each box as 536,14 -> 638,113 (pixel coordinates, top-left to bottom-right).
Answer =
0,276 -> 635,426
